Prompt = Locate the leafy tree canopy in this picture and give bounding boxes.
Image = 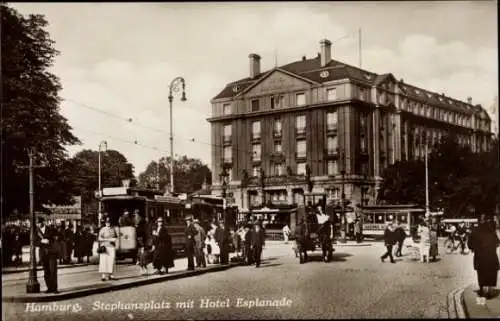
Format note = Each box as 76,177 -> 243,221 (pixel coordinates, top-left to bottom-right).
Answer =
138,156 -> 211,194
1,4 -> 80,216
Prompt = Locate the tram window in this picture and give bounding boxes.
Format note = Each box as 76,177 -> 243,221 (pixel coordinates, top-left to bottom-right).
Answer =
364,213 -> 374,223
386,213 -> 394,222
375,214 -> 384,224
397,214 -> 408,223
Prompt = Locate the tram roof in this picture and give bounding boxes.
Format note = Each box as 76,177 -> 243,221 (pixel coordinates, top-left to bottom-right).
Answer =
360,204 -> 424,213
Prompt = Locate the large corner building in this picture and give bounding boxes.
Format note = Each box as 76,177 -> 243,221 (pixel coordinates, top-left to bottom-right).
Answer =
207,39 -> 493,211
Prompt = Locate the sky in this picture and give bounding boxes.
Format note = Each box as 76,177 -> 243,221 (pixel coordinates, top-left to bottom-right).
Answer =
12,1 -> 499,176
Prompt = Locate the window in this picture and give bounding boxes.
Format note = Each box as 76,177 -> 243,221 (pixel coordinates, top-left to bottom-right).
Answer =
296,93 -> 306,106
296,115 -> 306,133
274,141 -> 282,153
327,160 -> 338,176
252,165 -> 260,177
252,121 -> 261,139
327,136 -> 338,154
359,88 -> 365,101
327,111 -> 338,130
223,103 -> 231,115
277,95 -> 285,108
223,146 -> 232,163
223,124 -> 232,142
252,144 -> 261,161
270,97 -> 275,109
327,88 -> 337,101
360,113 -> 368,131
273,118 -> 282,136
251,99 -> 259,112
297,162 -> 306,175
296,140 -> 306,158
360,137 -> 367,153
271,164 -> 284,176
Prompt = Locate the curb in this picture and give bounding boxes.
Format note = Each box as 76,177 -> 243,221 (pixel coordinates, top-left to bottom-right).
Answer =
448,286 -> 466,319
333,243 -> 373,247
2,262 -> 244,303
3,263 -> 92,275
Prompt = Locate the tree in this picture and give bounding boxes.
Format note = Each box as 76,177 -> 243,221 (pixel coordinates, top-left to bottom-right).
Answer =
138,156 -> 211,194
1,5 -> 80,216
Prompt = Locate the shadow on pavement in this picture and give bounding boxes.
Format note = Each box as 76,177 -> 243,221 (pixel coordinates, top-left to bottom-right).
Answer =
258,263 -> 283,268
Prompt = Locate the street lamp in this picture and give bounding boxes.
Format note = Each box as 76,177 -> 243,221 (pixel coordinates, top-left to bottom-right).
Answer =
340,169 -> 347,243
168,77 -> 187,194
98,140 -> 107,227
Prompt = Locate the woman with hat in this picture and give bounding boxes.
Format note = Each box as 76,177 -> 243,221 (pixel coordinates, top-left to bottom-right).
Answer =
98,217 -> 118,281
152,216 -> 174,274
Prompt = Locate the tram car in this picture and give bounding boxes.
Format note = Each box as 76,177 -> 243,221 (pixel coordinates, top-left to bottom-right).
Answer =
100,187 -> 188,262
293,192 -> 335,263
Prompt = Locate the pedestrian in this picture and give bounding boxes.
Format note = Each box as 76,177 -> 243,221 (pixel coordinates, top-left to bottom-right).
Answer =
64,223 -> 74,264
12,227 -> 22,265
184,216 -> 198,271
319,220 -> 334,262
468,214 -> 499,300
37,217 -> 60,293
74,222 -> 85,264
151,217 -> 174,274
215,221 -> 230,265
193,219 -> 207,268
380,222 -> 396,263
282,224 -> 290,244
429,222 -> 439,261
418,221 -> 430,263
237,224 -> 246,257
206,234 -> 220,264
250,221 -> 266,268
83,227 -> 94,263
354,219 -> 362,243
394,221 -> 406,257
295,218 -> 309,264
57,220 -> 65,264
243,224 -> 253,265
97,217 -> 118,281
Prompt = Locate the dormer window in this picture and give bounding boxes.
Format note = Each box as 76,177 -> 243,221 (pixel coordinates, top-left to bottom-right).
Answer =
327,88 -> 337,101
251,99 -> 259,112
415,89 -> 421,95
270,96 -> 275,109
223,103 -> 231,115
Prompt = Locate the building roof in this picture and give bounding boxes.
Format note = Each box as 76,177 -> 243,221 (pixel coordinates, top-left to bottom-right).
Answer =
212,53 -> 487,116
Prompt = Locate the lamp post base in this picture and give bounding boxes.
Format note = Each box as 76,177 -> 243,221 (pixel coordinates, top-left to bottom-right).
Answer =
26,280 -> 40,293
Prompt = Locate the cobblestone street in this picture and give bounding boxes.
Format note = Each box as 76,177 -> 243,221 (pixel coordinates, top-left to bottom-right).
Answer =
3,241 -> 477,320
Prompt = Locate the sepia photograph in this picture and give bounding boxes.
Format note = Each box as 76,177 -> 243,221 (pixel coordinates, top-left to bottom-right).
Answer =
1,1 -> 499,320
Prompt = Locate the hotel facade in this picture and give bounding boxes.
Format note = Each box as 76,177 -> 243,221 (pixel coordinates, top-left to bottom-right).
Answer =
207,39 -> 493,211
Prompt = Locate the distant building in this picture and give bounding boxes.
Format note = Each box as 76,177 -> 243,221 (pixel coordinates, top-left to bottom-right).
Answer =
207,38 -> 493,210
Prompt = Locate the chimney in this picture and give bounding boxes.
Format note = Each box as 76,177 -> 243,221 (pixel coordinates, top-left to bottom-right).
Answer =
249,53 -> 261,79
302,56 -> 306,61
320,39 -> 332,67
467,97 -> 472,104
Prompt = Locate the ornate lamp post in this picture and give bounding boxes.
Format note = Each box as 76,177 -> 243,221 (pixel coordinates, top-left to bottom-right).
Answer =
98,140 -> 107,227
168,77 -> 187,194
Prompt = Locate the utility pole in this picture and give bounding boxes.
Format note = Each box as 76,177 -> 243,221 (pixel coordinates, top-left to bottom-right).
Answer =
19,148 -> 46,293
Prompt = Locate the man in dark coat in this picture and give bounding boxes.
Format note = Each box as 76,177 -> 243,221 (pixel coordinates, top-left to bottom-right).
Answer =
37,218 -> 60,293
295,218 -> 308,264
244,224 -> 253,265
73,222 -> 85,263
381,222 -> 397,263
250,221 -> 266,267
57,221 -> 66,264
394,221 -> 407,257
319,220 -> 334,262
64,223 -> 74,264
215,221 -> 231,265
193,219 -> 207,268
184,216 -> 198,270
152,217 -> 174,274
468,214 -> 499,299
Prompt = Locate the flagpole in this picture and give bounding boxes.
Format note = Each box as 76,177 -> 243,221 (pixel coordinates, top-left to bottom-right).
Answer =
358,28 -> 362,68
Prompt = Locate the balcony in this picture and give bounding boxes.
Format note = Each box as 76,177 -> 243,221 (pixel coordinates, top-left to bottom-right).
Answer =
222,157 -> 232,164
223,135 -> 232,144
270,152 -> 285,163
252,133 -> 261,142
273,130 -> 282,138
252,155 -> 262,163
295,152 -> 307,160
326,124 -> 338,135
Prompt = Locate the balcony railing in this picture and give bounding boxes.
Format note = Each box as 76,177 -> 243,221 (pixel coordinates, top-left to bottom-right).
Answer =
252,155 -> 262,162
295,152 -> 307,159
296,127 -> 306,136
223,157 -> 232,164
252,132 -> 261,140
326,124 -> 338,133
223,135 -> 232,143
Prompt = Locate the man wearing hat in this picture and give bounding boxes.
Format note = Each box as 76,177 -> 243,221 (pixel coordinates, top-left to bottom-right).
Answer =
184,215 -> 198,270
37,217 -> 60,293
250,221 -> 266,267
193,219 -> 207,268
215,220 -> 231,265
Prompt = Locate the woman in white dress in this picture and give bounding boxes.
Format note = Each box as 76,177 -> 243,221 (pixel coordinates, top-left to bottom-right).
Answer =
98,217 -> 118,281
418,221 -> 431,263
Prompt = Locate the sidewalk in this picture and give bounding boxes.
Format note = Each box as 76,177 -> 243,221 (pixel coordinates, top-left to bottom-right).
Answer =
2,253 -> 242,303
462,283 -> 500,318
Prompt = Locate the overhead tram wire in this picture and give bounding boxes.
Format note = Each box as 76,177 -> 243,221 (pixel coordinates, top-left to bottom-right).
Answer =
64,97 -> 341,164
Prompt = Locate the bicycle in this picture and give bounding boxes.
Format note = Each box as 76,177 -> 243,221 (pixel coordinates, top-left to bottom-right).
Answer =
444,235 -> 469,254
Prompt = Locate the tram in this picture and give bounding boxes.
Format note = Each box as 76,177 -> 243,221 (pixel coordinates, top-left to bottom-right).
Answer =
100,187 -> 188,261
359,204 -> 425,240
